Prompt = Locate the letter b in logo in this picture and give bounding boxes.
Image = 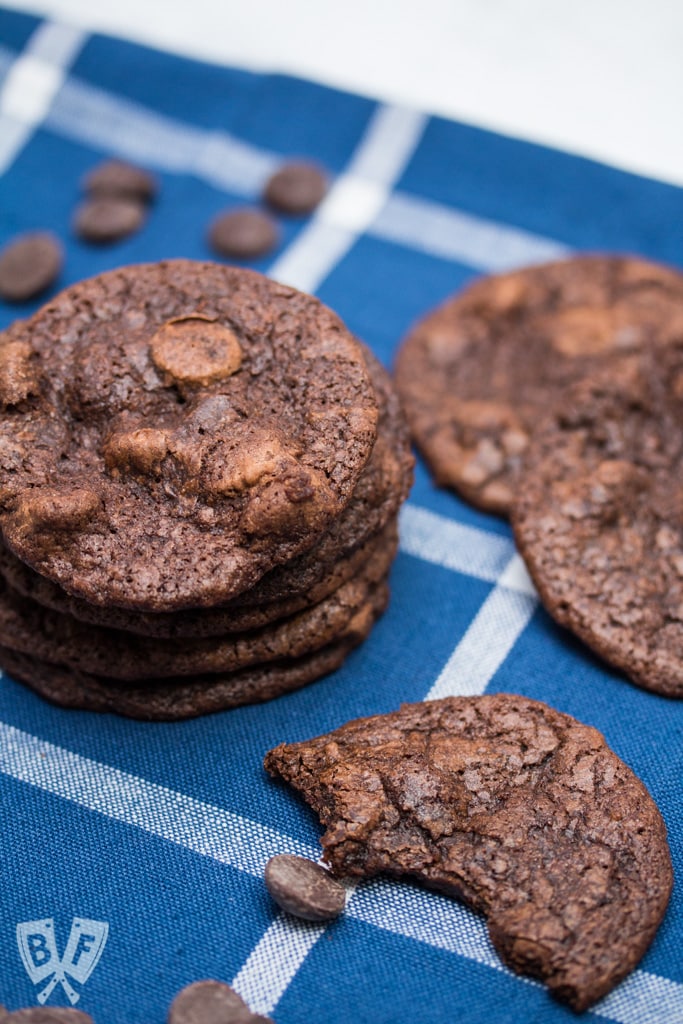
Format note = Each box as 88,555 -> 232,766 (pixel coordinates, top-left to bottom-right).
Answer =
27,932 -> 52,968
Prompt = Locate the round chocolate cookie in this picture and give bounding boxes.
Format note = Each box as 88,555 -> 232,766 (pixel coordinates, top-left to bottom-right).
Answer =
0,583 -> 388,719
394,255 -> 683,515
0,261 -> 378,610
0,545 -> 388,680
512,348 -> 683,697
265,693 -> 673,1011
0,348 -> 410,636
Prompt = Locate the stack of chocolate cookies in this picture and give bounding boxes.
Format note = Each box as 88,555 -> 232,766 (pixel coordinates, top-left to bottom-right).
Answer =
0,260 -> 413,719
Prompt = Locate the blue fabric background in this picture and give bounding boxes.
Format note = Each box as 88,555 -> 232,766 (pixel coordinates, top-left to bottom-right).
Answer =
0,8 -> 682,1023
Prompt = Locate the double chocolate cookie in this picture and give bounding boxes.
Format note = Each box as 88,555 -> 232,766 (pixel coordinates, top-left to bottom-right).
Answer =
0,261 -> 379,609
395,255 -> 683,515
265,694 -> 673,1011
513,348 -> 683,697
0,261 -> 413,718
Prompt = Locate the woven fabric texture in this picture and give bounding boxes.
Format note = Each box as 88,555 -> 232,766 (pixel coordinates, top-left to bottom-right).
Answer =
0,8 -> 682,1023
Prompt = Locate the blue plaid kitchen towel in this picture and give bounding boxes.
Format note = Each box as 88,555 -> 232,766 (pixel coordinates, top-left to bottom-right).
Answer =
1,8 -> 683,1024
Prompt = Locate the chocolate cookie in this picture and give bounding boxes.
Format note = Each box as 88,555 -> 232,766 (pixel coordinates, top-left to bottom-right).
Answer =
226,347 -> 412,608
265,694 -> 672,1011
0,518 -> 397,638
512,348 -> 683,697
0,261 -> 378,610
394,256 -> 683,515
0,583 -> 387,719
0,349 -> 409,636
0,545 -> 388,680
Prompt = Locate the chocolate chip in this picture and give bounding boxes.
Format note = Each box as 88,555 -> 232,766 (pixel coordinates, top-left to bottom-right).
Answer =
0,340 -> 38,406
0,232 -> 63,303
149,316 -> 243,388
104,426 -> 169,478
167,980 -> 258,1024
264,853 -> 346,921
263,161 -> 327,214
73,196 -> 146,244
83,158 -> 157,202
208,208 -> 279,260
15,487 -> 102,534
6,1009 -> 93,1023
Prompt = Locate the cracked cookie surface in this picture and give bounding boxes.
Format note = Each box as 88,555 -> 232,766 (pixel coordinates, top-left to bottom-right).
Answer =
0,351 -> 410,636
394,255 -> 683,515
265,694 -> 672,1011
0,261 -> 378,610
512,348 -> 683,696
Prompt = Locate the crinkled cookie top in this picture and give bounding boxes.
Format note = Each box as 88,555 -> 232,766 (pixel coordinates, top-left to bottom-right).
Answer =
0,261 -> 378,610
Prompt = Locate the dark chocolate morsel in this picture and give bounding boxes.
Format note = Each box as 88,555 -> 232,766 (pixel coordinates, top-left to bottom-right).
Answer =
168,979 -> 254,1024
84,158 -> 157,201
73,196 -> 146,243
263,161 -> 327,214
0,232 -> 63,303
265,854 -> 346,921
208,208 -> 279,260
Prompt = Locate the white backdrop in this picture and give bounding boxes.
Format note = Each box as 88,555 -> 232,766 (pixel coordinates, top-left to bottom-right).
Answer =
2,0 -> 682,186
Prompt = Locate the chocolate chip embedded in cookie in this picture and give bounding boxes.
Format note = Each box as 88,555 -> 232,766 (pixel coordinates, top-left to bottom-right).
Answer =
148,315 -> 243,389
0,339 -> 40,406
0,261 -> 378,611
265,694 -> 672,1012
394,256 -> 683,516
512,350 -> 683,697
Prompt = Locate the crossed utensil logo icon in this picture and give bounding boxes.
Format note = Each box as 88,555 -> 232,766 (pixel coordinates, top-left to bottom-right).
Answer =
16,917 -> 109,1005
